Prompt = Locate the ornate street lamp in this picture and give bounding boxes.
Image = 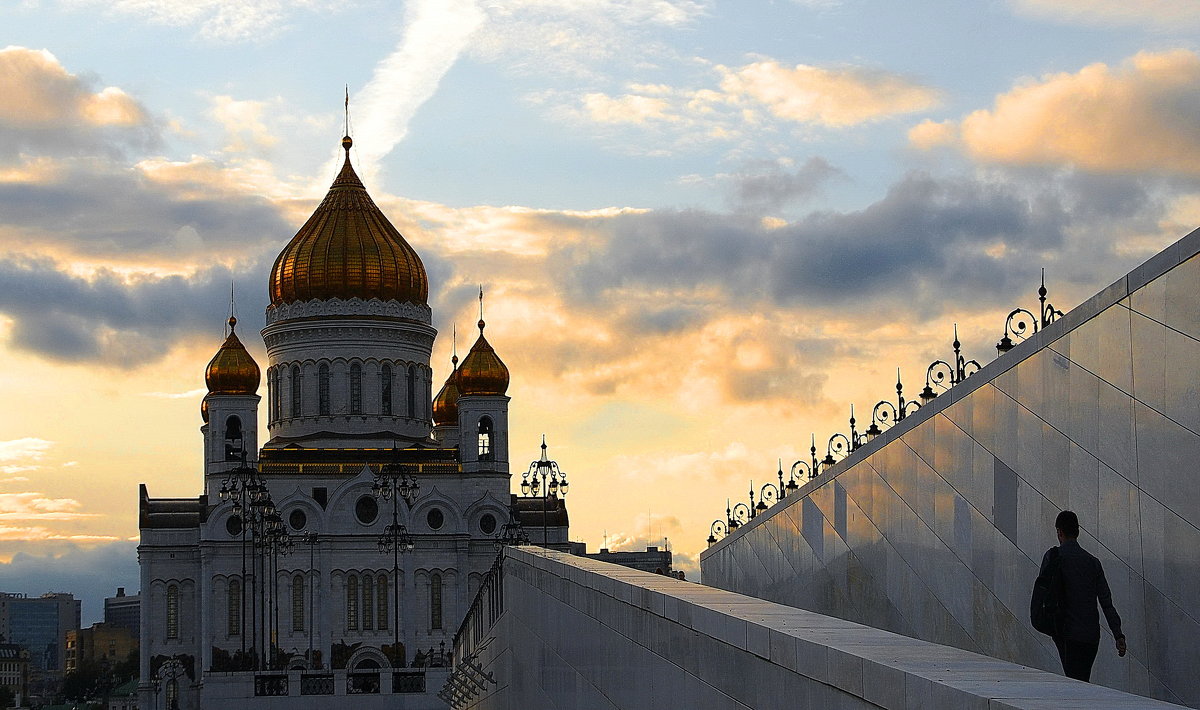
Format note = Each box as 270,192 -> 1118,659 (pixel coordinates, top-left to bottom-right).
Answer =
152,657 -> 186,710
996,269 -> 1065,354
494,502 -> 530,550
923,324 -> 982,402
218,453 -> 270,668
519,436 -> 568,548
790,434 -> 828,481
372,451 -> 420,668
870,369 -> 921,438
299,531 -> 319,669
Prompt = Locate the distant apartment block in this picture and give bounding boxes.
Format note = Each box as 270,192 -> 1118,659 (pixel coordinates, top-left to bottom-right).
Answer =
103,587 -> 140,640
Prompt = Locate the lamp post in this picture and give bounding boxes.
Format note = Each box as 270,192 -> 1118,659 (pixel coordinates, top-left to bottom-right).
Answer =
371,456 -> 419,668
519,436 -> 568,548
218,453 -> 270,668
996,269 -> 1065,354
153,657 -> 185,710
494,502 -> 530,550
923,324 -> 982,403
261,517 -> 294,669
299,531 -> 318,669
869,369 -> 921,437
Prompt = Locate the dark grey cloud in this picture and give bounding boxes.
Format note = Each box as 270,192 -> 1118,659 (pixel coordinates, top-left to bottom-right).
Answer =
0,541 -> 139,625
0,255 -> 272,365
727,157 -> 842,212
0,165 -> 294,260
549,170 -> 1113,324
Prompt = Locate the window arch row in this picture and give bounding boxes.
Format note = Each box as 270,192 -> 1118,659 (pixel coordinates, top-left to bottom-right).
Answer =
268,358 -> 428,420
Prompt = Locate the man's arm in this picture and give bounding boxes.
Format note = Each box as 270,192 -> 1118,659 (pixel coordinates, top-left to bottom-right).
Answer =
1096,560 -> 1126,656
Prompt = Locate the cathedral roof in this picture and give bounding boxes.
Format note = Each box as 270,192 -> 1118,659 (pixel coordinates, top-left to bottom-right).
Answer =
268,136 -> 428,306
457,319 -> 509,396
203,316 -> 260,413
432,355 -> 461,427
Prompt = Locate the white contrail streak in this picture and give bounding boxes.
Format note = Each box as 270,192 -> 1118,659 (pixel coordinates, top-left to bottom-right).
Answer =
336,0 -> 485,185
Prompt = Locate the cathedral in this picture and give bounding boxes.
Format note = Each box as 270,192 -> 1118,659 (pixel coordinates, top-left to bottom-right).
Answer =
137,135 -> 568,709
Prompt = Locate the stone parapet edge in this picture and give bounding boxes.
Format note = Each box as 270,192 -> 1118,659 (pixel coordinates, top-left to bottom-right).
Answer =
507,546 -> 1186,709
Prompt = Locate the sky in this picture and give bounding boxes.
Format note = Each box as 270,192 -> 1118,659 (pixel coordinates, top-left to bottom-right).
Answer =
1,0 -> 1199,623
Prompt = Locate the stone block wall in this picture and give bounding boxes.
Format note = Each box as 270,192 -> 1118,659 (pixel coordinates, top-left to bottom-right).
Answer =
701,227 -> 1200,707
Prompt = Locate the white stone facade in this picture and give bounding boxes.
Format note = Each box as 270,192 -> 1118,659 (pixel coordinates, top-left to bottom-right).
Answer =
138,297 -> 524,710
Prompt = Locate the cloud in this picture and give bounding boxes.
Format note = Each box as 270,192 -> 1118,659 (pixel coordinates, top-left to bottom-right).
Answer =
0,492 -> 95,520
348,0 -> 486,183
0,541 -> 138,624
719,61 -> 940,126
1010,0 -> 1200,30
581,93 -> 676,124
911,50 -> 1200,175
58,0 -> 339,42
724,157 -> 842,212
0,255 -> 269,364
0,159 -> 295,264
0,47 -> 155,161
0,438 -> 54,463
209,95 -> 279,154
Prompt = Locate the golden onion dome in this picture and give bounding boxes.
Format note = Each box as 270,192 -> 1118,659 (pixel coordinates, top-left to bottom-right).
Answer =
204,316 -> 261,397
201,398 -> 209,423
457,320 -> 509,396
432,355 -> 460,427
269,136 -> 428,306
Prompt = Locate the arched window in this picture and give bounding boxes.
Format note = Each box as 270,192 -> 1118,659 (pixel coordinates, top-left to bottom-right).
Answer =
166,584 -> 179,639
224,415 -> 243,461
350,363 -> 362,414
228,579 -> 241,636
478,417 -> 493,460
381,364 -> 393,416
290,365 -> 302,417
362,574 -> 374,630
292,574 -> 305,632
377,574 -> 388,630
406,365 -> 417,418
346,575 -> 359,631
430,573 -> 442,631
269,369 -> 279,419
318,363 -> 330,415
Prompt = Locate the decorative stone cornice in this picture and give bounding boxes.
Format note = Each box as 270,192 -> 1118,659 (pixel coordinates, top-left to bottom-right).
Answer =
265,297 -> 432,325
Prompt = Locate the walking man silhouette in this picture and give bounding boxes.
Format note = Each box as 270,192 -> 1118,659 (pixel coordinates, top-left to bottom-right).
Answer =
1036,510 -> 1127,681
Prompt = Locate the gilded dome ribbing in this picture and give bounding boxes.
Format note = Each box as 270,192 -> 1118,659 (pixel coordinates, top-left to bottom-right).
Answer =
457,320 -> 509,396
432,355 -> 460,427
269,136 -> 428,306
204,316 -> 261,400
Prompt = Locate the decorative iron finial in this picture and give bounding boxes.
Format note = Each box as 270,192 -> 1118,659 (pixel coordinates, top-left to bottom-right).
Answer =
451,324 -> 458,367
342,85 -> 353,151
478,285 -> 485,332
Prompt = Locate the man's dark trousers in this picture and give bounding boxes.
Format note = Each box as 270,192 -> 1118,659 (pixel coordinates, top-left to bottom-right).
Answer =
1055,637 -> 1100,681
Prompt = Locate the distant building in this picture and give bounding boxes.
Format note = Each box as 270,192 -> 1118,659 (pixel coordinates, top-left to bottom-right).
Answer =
104,588 -> 140,640
0,643 -> 30,707
569,543 -> 676,576
0,592 -> 80,676
66,622 -> 138,673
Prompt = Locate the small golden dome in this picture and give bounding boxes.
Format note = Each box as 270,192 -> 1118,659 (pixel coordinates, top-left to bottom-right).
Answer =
457,320 -> 509,396
201,398 -> 209,423
432,355 -> 460,427
204,316 -> 261,397
269,138 -> 428,306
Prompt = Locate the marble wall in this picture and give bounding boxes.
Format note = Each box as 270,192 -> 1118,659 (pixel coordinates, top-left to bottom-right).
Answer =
701,227 -> 1200,707
451,547 -> 1183,710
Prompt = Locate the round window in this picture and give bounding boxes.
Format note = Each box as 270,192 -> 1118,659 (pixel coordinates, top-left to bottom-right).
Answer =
226,515 -> 243,537
355,496 -> 379,525
426,507 -> 444,530
479,513 -> 497,535
289,509 -> 307,531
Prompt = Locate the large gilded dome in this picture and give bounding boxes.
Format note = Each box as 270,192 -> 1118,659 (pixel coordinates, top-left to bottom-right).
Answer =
269,136 -> 428,306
